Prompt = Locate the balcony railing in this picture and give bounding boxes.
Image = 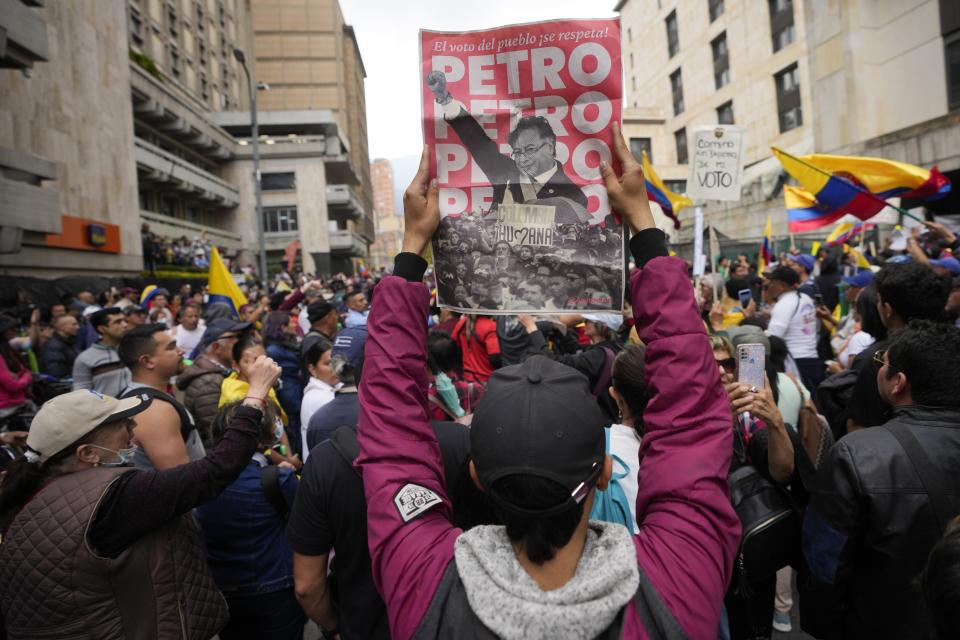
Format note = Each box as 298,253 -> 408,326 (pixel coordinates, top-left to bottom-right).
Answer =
135,137 -> 240,207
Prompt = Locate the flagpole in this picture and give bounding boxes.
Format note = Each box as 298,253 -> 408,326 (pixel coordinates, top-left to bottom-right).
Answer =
772,147 -> 925,223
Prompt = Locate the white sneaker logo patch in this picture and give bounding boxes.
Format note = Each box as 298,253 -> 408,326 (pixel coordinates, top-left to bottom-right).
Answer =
393,483 -> 443,523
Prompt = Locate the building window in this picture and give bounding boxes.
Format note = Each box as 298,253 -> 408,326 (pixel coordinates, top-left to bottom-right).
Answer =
665,179 -> 687,194
947,32 -> 960,111
674,128 -> 688,164
630,137 -> 652,162
129,9 -> 144,46
220,32 -> 227,58
196,1 -> 205,26
169,46 -> 181,79
629,52 -> 634,70
262,172 -> 296,191
627,27 -> 632,42
670,68 -> 684,116
769,0 -> 795,52
200,75 -> 209,101
631,75 -> 637,91
198,40 -> 207,67
709,0 -> 725,22
167,5 -> 178,38
717,100 -> 735,124
711,32 -> 730,89
263,206 -> 299,233
219,1 -> 226,27
665,10 -> 679,58
775,63 -> 803,132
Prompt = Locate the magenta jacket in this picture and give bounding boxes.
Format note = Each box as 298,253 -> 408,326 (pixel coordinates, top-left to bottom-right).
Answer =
357,233 -> 739,639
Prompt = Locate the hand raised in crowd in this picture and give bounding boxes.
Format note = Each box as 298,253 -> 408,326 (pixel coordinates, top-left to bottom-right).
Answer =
709,303 -> 724,332
245,355 -> 282,400
516,314 -> 539,333
726,376 -> 786,432
600,122 -> 656,235
922,220 -> 957,244
402,145 -> 440,257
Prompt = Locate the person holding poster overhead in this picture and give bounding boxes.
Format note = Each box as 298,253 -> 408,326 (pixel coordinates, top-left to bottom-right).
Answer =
356,110 -> 738,640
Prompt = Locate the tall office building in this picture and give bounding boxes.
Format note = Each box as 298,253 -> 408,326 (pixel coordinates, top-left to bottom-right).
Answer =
1,0 -> 372,278
368,158 -> 403,272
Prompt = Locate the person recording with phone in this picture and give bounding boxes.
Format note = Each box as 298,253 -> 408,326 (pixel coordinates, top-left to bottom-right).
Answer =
710,334 -> 812,637
709,278 -> 757,332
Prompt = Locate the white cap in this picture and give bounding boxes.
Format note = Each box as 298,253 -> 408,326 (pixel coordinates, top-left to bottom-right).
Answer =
26,390 -> 151,463
583,312 -> 624,332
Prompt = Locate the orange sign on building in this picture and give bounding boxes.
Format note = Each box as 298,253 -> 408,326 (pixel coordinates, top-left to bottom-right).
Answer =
45,215 -> 122,254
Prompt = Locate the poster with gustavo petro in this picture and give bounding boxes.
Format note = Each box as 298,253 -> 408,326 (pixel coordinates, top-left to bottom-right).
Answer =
421,18 -> 624,314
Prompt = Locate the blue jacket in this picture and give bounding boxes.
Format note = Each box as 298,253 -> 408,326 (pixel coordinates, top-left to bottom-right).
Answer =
197,457 -> 298,595
266,342 -> 303,429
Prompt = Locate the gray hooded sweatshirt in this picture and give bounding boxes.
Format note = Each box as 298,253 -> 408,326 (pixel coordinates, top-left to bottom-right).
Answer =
453,520 -> 640,640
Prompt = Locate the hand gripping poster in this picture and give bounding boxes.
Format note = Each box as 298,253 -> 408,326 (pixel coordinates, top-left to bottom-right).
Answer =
421,19 -> 624,314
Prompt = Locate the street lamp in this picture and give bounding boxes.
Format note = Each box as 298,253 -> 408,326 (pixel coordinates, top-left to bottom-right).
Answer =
234,47 -> 268,291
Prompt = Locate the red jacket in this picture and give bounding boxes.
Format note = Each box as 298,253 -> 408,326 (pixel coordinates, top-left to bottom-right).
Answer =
357,244 -> 739,639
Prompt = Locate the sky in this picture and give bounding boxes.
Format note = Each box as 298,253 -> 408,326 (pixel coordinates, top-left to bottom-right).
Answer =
338,0 -> 617,209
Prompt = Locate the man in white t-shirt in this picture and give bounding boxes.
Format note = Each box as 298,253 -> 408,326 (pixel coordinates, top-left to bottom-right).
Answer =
763,266 -> 823,394
172,303 -> 205,357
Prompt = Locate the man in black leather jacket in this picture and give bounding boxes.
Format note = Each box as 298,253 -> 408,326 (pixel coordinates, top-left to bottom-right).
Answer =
802,319 -> 960,639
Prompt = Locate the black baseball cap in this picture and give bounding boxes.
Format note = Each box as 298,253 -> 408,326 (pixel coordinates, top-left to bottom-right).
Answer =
197,318 -> 251,352
470,355 -> 607,517
765,265 -> 800,286
307,300 -> 336,323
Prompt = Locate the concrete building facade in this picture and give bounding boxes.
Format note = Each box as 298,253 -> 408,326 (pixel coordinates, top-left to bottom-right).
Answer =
368,158 -> 403,273
1,0 -> 372,278
617,0 -> 960,251
0,0 -> 142,276
251,0 -> 374,274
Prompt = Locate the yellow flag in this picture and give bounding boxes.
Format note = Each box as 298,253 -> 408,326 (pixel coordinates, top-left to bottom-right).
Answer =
208,247 -> 247,315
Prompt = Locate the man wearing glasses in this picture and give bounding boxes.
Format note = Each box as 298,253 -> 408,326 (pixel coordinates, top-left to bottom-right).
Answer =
802,319 -> 960,639
177,318 -> 251,446
426,70 -> 589,216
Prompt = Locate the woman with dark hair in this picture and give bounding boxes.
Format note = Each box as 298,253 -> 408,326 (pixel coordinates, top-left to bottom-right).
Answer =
221,332 -> 301,471
196,401 -> 305,640
299,339 -> 338,458
427,330 -> 483,421
600,344 -> 648,532
263,310 -> 304,457
0,315 -> 32,421
833,284 -> 885,370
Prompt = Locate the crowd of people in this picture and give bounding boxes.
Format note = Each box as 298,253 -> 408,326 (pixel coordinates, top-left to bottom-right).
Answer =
0,126 -> 959,640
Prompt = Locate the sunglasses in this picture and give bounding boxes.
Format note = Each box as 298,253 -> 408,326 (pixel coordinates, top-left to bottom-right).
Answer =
873,349 -> 888,368
716,357 -> 736,373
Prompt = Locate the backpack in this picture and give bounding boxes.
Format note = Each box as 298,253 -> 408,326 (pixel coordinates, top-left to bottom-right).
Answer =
815,367 -> 858,440
589,427 -> 635,531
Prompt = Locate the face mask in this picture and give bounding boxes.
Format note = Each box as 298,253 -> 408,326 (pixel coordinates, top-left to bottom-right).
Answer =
91,444 -> 139,467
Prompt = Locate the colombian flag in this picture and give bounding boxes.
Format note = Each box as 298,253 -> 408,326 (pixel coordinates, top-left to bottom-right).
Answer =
784,185 -> 845,232
642,151 -> 692,230
139,284 -> 162,308
758,215 -> 773,275
826,221 -> 874,247
208,246 -> 247,317
774,147 -> 950,231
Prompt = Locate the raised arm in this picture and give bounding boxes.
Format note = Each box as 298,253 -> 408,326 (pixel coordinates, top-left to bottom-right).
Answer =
602,124 -> 740,639
356,147 -> 461,640
90,355 -> 282,557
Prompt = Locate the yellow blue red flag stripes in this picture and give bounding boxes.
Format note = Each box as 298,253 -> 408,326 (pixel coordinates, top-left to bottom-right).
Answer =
208,246 -> 247,317
783,185 -> 846,232
826,221 -> 874,247
793,151 -> 950,201
774,147 -> 949,231
758,215 -> 773,275
139,284 -> 161,308
642,151 -> 692,230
